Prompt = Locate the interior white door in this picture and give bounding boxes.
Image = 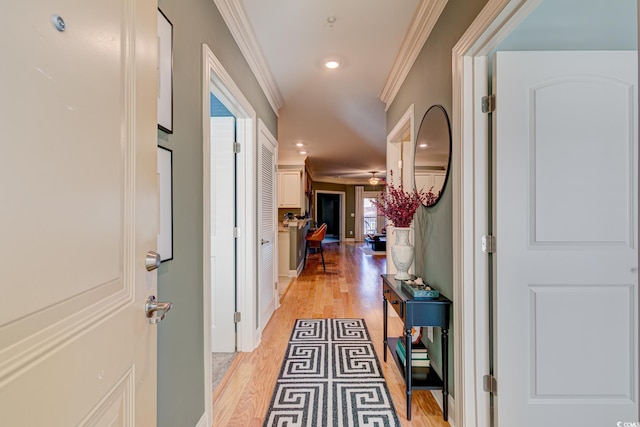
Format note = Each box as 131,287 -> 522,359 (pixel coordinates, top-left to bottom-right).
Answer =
495,51 -> 638,427
258,122 -> 278,331
211,115 -> 237,352
0,0 -> 158,424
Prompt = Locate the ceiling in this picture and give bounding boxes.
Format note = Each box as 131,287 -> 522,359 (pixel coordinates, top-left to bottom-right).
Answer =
226,0 -> 426,184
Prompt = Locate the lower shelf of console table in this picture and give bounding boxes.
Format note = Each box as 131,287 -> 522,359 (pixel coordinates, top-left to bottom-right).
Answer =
381,274 -> 452,421
386,337 -> 444,389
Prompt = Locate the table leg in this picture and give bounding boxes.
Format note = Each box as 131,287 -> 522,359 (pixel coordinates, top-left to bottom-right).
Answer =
383,295 -> 388,362
405,328 -> 412,421
442,328 -> 449,421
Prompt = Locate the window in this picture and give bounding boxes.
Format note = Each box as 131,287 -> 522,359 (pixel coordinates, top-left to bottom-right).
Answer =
363,197 -> 379,235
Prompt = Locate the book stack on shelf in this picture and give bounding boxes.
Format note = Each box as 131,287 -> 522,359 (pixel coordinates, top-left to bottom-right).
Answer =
395,338 -> 430,380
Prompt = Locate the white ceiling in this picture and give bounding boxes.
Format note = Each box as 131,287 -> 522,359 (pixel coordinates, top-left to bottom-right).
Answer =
236,0 -> 424,184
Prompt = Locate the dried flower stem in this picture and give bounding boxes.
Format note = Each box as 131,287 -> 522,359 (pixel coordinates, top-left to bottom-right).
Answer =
372,171 -> 437,228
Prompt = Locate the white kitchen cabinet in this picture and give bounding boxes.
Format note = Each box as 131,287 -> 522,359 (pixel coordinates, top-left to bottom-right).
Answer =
278,170 -> 302,208
414,171 -> 446,196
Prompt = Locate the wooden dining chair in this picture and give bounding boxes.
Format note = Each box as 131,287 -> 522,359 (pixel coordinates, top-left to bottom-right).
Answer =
303,223 -> 327,272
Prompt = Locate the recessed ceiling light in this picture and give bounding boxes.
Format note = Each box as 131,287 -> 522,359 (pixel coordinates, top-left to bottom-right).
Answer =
299,151 -> 307,155
325,60 -> 340,69
295,142 -> 304,147
419,143 -> 428,148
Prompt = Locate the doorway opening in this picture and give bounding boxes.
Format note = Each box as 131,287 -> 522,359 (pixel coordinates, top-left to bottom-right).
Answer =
452,1 -> 639,425
208,92 -> 237,390
314,190 -> 345,242
202,43 -> 258,423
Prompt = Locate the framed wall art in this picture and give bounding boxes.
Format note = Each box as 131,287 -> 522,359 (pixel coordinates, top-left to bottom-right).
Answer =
157,9 -> 173,134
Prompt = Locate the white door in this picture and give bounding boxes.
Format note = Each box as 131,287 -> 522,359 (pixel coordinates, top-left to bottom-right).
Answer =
258,121 -> 278,330
0,0 -> 158,425
211,115 -> 237,352
495,51 -> 638,426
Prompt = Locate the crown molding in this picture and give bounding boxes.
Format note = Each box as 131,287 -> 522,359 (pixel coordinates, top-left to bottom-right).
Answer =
380,0 -> 449,111
214,0 -> 284,115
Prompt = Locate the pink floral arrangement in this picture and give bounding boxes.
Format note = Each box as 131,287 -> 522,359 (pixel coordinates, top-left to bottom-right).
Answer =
372,173 -> 437,228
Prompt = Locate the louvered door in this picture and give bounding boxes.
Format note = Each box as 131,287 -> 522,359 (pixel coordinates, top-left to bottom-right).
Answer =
258,121 -> 278,332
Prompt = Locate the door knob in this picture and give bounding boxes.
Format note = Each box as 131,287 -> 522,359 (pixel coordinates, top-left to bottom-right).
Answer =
145,295 -> 172,324
261,239 -> 270,245
145,250 -> 161,271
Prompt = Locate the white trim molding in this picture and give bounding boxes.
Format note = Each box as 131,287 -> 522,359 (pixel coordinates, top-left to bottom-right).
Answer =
194,412 -> 208,427
431,391 -> 457,427
213,0 -> 284,115
380,0 -> 449,111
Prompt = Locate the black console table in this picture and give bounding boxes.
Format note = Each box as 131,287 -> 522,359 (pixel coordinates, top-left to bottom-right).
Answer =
381,274 -> 452,421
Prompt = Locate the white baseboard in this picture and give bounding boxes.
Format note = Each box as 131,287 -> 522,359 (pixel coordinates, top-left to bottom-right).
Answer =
195,411 -> 209,427
344,237 -> 355,242
430,390 -> 456,427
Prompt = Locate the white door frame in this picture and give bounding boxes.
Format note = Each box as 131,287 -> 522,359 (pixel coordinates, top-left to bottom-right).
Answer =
201,43 -> 258,427
451,1 -> 554,426
314,190 -> 346,240
386,104 -> 415,275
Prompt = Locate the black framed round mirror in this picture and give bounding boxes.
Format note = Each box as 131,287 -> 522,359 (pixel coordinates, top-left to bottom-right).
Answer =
413,105 -> 452,207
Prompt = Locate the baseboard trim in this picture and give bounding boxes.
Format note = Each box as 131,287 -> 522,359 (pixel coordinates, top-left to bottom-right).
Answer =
195,411 -> 209,427
344,237 -> 355,242
430,390 -> 456,427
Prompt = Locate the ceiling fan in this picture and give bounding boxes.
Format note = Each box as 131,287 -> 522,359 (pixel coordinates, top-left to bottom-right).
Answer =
368,171 -> 383,186
321,170 -> 386,185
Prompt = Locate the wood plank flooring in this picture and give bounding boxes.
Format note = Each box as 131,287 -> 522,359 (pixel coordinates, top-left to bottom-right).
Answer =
212,242 -> 451,427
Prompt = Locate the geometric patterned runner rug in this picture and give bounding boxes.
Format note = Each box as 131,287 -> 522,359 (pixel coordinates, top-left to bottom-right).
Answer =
263,318 -> 400,426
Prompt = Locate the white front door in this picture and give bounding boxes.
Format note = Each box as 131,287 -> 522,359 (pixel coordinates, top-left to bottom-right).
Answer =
210,115 -> 237,352
0,0 -> 158,424
258,121 -> 278,331
495,51 -> 638,426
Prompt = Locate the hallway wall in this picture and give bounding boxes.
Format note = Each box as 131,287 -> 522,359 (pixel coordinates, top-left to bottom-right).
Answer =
156,0 -> 277,425
386,0 -> 489,397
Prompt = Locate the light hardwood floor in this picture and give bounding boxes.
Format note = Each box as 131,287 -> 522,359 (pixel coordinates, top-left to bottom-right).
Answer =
212,242 -> 451,427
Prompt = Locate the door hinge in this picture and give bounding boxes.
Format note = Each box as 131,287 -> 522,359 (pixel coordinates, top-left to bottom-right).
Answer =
481,94 -> 495,113
482,235 -> 496,253
233,227 -> 240,238
483,374 -> 497,395
234,312 -> 241,323
233,142 -> 241,153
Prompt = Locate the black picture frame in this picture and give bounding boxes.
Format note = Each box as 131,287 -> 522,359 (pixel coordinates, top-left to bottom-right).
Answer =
157,9 -> 173,134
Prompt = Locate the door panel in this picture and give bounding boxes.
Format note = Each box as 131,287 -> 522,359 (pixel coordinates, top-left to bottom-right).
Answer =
258,122 -> 277,330
210,115 -> 237,352
495,51 -> 638,426
1,0 -> 158,424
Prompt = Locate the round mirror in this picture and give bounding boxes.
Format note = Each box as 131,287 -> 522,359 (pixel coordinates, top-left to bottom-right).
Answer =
413,105 -> 452,207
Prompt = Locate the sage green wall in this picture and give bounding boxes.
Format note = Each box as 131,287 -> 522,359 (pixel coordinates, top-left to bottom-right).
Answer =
291,222 -> 310,269
156,0 -> 277,425
386,0 -> 488,396
311,181 -> 356,237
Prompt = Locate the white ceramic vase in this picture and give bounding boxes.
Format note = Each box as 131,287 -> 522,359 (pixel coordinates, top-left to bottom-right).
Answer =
391,227 -> 413,280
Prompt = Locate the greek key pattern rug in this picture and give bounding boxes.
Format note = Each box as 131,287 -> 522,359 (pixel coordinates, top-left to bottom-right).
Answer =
263,318 -> 400,427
